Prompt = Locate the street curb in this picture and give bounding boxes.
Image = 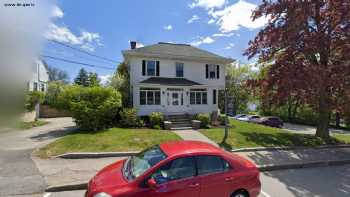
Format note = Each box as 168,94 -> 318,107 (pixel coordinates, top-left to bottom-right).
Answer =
258,159 -> 350,172
55,145 -> 350,159
45,182 -> 87,192
231,144 -> 350,153
56,151 -> 139,159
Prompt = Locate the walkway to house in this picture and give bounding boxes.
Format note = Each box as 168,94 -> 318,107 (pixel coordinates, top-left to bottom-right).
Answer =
171,129 -> 219,147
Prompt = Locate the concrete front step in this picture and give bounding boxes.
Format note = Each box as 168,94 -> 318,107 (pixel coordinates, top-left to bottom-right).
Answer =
170,127 -> 193,130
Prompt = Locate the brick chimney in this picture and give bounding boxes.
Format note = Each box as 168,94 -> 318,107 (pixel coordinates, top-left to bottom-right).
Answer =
130,41 -> 137,49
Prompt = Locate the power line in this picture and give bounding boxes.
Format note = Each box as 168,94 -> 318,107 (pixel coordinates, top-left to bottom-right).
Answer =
48,40 -> 122,64
41,55 -> 116,70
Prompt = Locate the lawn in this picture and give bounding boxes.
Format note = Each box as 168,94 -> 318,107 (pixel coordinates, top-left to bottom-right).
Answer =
16,120 -> 49,130
37,128 -> 181,158
201,119 -> 349,150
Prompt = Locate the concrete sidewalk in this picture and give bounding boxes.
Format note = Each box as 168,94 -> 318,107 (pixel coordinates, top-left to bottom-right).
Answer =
171,129 -> 218,147
237,147 -> 350,170
32,156 -> 124,189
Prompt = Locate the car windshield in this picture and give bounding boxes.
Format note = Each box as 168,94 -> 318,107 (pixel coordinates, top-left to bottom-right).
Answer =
123,145 -> 167,181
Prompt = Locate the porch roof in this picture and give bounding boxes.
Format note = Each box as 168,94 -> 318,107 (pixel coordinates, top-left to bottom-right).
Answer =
139,77 -> 202,86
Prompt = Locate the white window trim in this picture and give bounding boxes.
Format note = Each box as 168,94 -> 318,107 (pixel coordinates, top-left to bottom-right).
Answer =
175,62 -> 184,78
190,90 -> 208,105
146,60 -> 157,76
208,64 -> 217,79
140,88 -> 161,105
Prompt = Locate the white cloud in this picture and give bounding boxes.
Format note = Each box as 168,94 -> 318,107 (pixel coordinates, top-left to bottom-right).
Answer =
191,36 -> 215,46
208,19 -> 216,24
45,23 -> 102,51
212,32 -> 235,37
51,5 -> 64,18
187,15 -> 200,24
224,43 -> 235,50
163,25 -> 173,31
211,0 -> 268,32
189,0 -> 226,9
99,74 -> 111,85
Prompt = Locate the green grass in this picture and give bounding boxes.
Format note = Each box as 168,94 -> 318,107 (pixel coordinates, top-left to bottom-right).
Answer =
37,128 -> 181,158
16,120 -> 49,130
334,134 -> 350,143
201,119 -> 348,150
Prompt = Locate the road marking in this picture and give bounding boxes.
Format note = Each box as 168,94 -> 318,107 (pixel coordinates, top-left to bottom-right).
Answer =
43,193 -> 51,197
261,190 -> 272,197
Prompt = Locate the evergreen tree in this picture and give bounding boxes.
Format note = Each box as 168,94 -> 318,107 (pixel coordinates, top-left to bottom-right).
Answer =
74,68 -> 89,87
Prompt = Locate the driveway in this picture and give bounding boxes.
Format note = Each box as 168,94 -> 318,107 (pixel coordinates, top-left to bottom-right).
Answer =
0,117 -> 76,196
283,123 -> 350,135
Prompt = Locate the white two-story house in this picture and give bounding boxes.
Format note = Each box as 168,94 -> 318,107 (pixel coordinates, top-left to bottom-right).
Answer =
122,42 -> 233,116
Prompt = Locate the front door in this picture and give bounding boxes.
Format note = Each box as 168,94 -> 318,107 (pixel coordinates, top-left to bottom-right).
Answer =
167,89 -> 185,113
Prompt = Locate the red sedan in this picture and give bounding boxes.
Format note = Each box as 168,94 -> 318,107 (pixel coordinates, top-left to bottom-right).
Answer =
86,141 -> 261,197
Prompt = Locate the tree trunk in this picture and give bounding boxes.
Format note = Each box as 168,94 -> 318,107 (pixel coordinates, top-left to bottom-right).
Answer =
315,90 -> 330,139
335,112 -> 340,128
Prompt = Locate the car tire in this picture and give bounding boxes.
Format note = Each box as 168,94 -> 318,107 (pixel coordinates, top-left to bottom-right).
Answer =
231,190 -> 249,197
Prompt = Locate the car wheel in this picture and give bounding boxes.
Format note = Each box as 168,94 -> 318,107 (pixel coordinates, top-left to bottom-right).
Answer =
231,190 -> 249,197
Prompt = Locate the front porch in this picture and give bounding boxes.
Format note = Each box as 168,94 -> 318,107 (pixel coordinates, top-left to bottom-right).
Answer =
133,77 -> 221,116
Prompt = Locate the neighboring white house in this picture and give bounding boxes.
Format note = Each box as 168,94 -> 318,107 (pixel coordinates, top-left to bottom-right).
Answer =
28,59 -> 49,92
122,42 -> 233,116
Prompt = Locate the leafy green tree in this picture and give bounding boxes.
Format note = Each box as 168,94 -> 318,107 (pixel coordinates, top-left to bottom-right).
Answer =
74,68 -> 89,87
88,72 -> 100,87
220,63 -> 258,115
109,62 -> 130,107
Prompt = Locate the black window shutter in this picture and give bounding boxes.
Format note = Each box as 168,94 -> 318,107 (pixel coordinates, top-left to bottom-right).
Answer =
216,65 -> 220,79
142,60 -> 146,76
205,64 -> 209,78
213,89 -> 217,104
156,61 -> 160,76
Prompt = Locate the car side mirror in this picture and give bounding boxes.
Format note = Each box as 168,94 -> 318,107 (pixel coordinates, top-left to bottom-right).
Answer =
147,178 -> 157,189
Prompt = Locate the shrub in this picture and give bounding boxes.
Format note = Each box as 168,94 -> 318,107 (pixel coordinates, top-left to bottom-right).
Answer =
44,81 -> 66,109
25,91 -> 45,111
119,108 -> 138,128
149,112 -> 164,129
194,113 -> 210,128
69,86 -> 122,131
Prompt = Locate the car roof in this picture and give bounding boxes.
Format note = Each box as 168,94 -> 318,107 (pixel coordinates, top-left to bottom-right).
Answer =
160,140 -> 222,157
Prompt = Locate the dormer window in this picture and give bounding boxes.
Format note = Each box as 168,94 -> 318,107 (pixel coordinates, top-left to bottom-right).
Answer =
176,62 -> 184,77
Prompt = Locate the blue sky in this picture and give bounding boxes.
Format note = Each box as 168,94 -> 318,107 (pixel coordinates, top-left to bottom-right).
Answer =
43,0 -> 267,83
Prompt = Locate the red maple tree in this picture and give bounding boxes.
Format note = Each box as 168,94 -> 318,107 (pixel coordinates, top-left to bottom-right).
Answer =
245,0 -> 350,139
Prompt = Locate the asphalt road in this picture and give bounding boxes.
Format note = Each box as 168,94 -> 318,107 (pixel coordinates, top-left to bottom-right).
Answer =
0,118 -> 75,197
34,165 -> 350,197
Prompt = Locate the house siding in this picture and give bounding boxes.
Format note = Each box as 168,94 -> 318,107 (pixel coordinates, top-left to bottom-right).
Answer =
127,54 -> 225,116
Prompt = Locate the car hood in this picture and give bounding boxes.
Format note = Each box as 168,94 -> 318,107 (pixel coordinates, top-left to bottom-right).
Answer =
90,159 -> 128,191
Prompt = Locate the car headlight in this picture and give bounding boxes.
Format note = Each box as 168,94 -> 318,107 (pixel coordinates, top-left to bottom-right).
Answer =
93,192 -> 112,197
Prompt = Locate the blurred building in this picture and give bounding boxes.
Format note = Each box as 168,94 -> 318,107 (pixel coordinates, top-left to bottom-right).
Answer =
28,59 -> 49,92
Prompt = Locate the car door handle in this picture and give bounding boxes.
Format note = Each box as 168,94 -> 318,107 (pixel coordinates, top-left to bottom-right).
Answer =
189,183 -> 200,188
225,177 -> 233,182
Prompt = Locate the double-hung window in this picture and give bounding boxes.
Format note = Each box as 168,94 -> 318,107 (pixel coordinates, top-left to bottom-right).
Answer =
190,89 -> 207,105
140,88 -> 161,105
206,64 -> 220,79
142,60 -> 160,76
175,62 -> 184,77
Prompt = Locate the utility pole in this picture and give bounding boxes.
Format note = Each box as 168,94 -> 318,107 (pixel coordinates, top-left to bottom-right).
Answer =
224,88 -> 229,141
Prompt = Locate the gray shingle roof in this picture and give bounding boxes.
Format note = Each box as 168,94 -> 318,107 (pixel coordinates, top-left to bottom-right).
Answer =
139,77 -> 202,86
123,42 -> 233,64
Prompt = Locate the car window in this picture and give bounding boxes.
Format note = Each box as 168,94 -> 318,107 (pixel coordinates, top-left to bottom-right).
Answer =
151,157 -> 196,184
196,156 -> 230,176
